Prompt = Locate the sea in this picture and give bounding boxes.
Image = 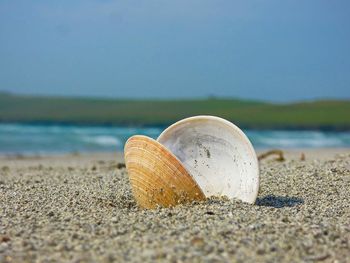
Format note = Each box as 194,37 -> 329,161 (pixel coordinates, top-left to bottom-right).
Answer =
0,123 -> 350,155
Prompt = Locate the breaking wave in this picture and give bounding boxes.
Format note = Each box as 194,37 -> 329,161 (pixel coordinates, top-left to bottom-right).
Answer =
81,135 -> 121,146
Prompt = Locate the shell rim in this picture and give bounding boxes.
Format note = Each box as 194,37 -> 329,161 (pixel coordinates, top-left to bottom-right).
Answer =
156,115 -> 260,204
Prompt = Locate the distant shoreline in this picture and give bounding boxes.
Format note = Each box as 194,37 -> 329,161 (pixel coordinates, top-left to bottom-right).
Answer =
1,93 -> 350,131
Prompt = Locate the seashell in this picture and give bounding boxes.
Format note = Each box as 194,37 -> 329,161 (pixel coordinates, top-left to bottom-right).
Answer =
157,116 -> 259,204
124,116 -> 259,209
124,135 -> 206,209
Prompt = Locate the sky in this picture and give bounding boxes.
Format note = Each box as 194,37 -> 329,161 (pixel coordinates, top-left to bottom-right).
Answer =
0,0 -> 349,102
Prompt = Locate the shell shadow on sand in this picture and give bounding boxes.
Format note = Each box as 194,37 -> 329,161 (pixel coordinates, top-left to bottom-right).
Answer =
256,195 -> 304,208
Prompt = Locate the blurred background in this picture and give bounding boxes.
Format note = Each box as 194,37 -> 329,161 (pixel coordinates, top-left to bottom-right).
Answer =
0,0 -> 349,154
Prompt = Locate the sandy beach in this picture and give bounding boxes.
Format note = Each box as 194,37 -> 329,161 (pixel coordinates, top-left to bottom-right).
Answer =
0,149 -> 349,262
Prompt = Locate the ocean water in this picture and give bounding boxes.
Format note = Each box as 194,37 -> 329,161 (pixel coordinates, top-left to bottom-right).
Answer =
0,123 -> 349,155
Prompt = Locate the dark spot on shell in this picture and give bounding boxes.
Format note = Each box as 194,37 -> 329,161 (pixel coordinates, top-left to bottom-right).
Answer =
205,149 -> 211,158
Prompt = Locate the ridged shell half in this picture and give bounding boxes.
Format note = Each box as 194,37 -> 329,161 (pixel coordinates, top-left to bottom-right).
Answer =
124,135 -> 206,209
157,116 -> 259,204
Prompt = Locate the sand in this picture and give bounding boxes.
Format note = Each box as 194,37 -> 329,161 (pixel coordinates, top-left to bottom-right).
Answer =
0,149 -> 349,262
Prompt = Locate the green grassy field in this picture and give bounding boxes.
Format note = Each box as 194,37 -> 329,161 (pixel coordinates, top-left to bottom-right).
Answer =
0,92 -> 349,130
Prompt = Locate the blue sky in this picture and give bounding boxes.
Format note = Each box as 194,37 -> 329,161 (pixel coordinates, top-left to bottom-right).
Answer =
0,0 -> 349,102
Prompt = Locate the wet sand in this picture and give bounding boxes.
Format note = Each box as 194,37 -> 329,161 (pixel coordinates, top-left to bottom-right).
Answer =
0,149 -> 349,262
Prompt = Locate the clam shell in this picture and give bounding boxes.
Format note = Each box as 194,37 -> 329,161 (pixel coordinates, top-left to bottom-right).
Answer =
124,135 -> 206,209
157,116 -> 259,204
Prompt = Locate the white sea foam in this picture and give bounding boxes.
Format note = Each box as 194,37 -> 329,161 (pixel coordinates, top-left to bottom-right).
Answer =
254,130 -> 346,148
260,137 -> 343,148
81,135 -> 121,146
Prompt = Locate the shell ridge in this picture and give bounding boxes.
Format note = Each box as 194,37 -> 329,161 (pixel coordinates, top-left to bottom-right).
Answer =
124,135 -> 205,209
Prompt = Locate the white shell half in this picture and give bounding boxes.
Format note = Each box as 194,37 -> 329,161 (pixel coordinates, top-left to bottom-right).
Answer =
157,116 -> 259,204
